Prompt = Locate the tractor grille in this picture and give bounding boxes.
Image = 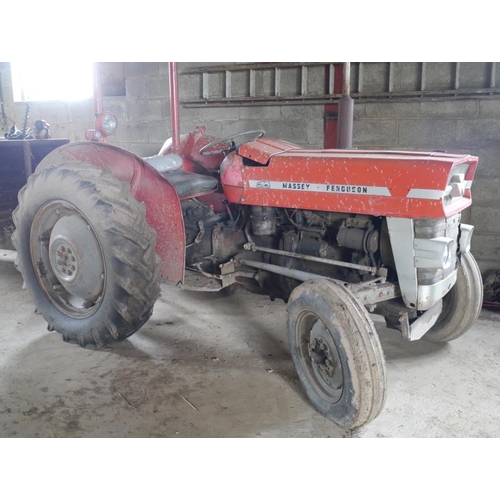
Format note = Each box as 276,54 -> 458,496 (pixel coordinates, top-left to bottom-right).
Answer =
414,215 -> 460,285
443,163 -> 470,206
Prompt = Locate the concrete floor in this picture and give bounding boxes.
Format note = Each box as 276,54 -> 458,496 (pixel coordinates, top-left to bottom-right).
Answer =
1,258 -> 499,438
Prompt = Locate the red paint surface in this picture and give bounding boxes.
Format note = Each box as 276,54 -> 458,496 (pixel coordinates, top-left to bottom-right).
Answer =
159,126 -> 226,171
238,138 -> 301,164
222,140 -> 478,219
324,63 -> 344,149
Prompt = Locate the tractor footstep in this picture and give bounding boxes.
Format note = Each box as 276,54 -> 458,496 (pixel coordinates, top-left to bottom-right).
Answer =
178,270 -> 222,292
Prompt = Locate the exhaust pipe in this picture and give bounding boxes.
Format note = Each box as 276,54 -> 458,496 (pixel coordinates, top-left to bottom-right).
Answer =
337,62 -> 354,149
169,62 -> 181,155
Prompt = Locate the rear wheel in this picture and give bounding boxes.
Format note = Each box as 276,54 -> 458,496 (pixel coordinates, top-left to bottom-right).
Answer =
12,163 -> 161,347
287,279 -> 386,430
424,252 -> 483,343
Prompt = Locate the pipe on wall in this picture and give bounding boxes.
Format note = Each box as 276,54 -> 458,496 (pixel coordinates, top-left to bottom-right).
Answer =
92,62 -> 103,117
169,62 -> 181,155
337,62 -> 354,149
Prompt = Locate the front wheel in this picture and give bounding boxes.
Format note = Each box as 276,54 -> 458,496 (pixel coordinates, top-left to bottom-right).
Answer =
287,279 -> 387,430
12,163 -> 161,347
424,252 -> 483,343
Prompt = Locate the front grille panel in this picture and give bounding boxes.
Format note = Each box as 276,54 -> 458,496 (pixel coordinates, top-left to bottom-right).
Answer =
414,214 -> 460,285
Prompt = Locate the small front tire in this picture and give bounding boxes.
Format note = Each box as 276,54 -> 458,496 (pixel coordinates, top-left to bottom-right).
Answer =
287,279 -> 387,430
424,252 -> 483,343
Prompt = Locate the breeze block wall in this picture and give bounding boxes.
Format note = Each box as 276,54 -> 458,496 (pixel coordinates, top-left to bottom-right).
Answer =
0,62 -> 498,275
0,62 -> 324,155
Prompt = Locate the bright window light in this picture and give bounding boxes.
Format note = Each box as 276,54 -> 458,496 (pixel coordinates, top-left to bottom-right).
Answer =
11,61 -> 93,102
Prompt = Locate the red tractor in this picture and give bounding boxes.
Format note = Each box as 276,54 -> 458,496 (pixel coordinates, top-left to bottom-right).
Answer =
11,64 -> 482,430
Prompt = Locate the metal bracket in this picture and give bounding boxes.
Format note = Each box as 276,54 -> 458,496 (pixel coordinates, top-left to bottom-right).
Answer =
347,281 -> 400,306
399,299 -> 443,341
219,260 -> 236,287
386,217 -> 418,309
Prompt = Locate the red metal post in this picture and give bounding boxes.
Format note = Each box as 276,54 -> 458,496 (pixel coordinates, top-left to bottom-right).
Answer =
324,64 -> 344,149
169,62 -> 181,155
93,62 -> 103,116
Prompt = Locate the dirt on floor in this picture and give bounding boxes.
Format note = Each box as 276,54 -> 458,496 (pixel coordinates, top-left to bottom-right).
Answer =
0,222 -> 14,251
0,260 -> 499,438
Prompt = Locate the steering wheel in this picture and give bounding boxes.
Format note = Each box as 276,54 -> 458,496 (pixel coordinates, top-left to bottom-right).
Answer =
199,130 -> 265,156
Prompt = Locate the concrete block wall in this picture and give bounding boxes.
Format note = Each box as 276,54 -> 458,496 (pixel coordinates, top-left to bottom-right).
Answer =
0,62 -> 324,157
173,63 -> 325,150
1,61 -> 499,274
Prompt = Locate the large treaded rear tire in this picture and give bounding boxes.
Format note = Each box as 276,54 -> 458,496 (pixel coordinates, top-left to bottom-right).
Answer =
424,252 -> 483,343
12,163 -> 161,347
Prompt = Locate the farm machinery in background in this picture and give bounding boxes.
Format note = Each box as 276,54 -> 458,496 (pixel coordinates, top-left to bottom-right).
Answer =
11,62 -> 482,430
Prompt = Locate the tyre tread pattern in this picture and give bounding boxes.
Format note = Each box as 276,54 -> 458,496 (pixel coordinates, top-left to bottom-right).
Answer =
425,252 -> 482,343
288,279 -> 387,430
12,163 -> 161,347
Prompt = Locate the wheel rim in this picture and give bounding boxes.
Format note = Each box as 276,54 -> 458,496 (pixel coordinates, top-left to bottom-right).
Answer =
296,311 -> 344,403
30,200 -> 105,318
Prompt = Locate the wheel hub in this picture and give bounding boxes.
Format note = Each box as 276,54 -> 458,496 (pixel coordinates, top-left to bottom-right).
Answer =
48,214 -> 104,301
309,336 -> 336,380
51,240 -> 78,282
300,317 -> 343,398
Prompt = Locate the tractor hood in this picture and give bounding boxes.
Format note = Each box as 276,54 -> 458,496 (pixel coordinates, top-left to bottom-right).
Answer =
238,138 -> 302,164
222,143 -> 478,219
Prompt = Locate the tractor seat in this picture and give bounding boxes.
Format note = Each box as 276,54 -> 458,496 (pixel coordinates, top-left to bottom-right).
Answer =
143,153 -> 218,199
160,170 -> 218,199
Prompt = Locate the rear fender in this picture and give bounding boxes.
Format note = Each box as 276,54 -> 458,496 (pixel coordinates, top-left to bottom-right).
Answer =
36,142 -> 185,283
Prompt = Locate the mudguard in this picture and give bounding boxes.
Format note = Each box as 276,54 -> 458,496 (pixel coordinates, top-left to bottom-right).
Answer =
35,142 -> 185,283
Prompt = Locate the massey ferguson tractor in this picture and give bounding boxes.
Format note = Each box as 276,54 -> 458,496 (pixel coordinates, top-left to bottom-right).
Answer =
11,63 -> 483,430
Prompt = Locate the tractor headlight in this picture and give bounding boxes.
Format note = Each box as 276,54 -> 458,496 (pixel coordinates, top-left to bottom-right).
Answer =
95,112 -> 118,136
414,237 -> 454,269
